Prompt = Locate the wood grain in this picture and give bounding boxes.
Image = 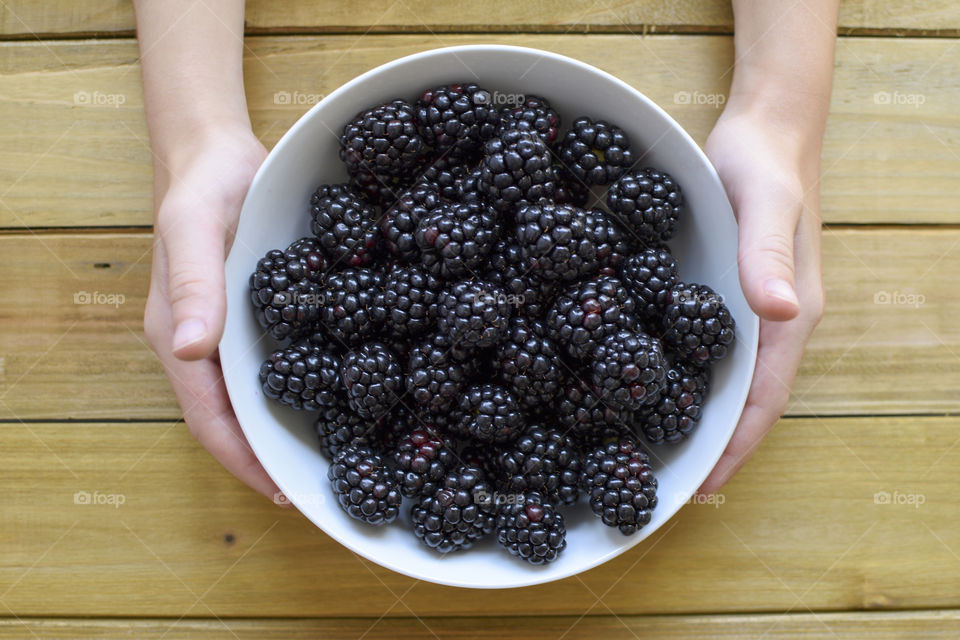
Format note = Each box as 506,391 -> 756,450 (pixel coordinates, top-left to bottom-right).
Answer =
2,1 -> 960,36
1,35 -> 958,228
3,611 -> 960,639
1,229 -> 958,420
1,416 -> 958,616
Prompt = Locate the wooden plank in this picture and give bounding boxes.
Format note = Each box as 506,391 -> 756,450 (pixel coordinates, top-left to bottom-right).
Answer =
1,416 -> 958,616
0,228 -> 957,420
1,35 -> 959,228
3,1 -> 960,36
2,611 -> 960,639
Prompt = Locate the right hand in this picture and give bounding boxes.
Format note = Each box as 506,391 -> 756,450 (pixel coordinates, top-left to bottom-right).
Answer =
143,126 -> 285,502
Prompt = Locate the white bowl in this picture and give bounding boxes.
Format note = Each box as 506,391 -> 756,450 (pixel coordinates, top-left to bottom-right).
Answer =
222,45 -> 759,588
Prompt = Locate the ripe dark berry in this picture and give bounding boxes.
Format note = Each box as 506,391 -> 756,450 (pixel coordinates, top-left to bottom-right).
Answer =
340,99 -> 424,177
454,384 -> 524,444
607,168 -> 683,243
341,342 -> 403,419
479,129 -> 557,213
415,83 -> 500,156
416,155 -> 475,201
250,237 -> 327,341
639,363 -> 710,444
620,247 -> 679,322
496,491 -> 567,564
315,399 -> 378,459
393,428 -> 459,498
415,202 -> 499,280
591,330 -> 668,411
497,425 -> 581,506
259,337 -> 340,410
497,95 -> 561,145
406,333 -> 476,414
558,379 -> 634,445
380,183 -> 444,263
411,465 -> 495,553
373,265 -> 441,338
436,280 -> 513,351
328,443 -> 402,526
515,203 -> 625,283
580,438 -> 658,535
309,183 -> 380,267
482,240 -> 556,319
545,275 -> 638,359
319,268 -> 385,346
495,317 -> 566,410
557,117 -> 635,185
662,283 -> 736,364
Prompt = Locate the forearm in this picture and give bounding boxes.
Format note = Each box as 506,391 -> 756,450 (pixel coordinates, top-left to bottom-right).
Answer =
728,0 -> 839,162
133,0 -> 251,172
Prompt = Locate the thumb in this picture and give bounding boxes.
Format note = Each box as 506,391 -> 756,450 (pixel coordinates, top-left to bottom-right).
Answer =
734,179 -> 803,322
161,201 -> 228,361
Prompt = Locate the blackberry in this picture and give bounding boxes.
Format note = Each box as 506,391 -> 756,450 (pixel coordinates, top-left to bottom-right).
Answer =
373,265 -> 441,338
319,268 -> 384,346
581,439 -> 658,535
620,247 -> 679,322
591,330 -> 667,411
458,443 -> 501,482
415,202 -> 499,279
496,491 -> 566,565
411,465 -> 496,553
259,337 -> 340,410
607,168 -> 682,243
380,183 -> 444,263
497,95 -> 561,145
662,283 -> 736,364
340,99 -> 424,177
482,240 -> 556,318
557,117 -> 635,186
479,129 -> 557,213
406,333 -> 475,414
495,317 -> 566,410
515,203 -> 625,283
545,275 -> 638,360
341,341 -> 403,419
414,83 -> 500,156
393,428 -> 459,498
436,280 -> 513,351
497,425 -> 581,506
249,237 -> 327,341
417,155 -> 475,201
309,183 -> 380,267
328,443 -> 402,526
639,363 -> 710,444
315,399 -> 378,459
553,168 -> 591,207
455,166 -> 485,206
558,380 -> 634,444
454,384 -> 524,444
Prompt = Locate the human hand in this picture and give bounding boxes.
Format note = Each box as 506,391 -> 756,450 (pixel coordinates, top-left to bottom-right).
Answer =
698,107 -> 825,494
143,126 -> 284,502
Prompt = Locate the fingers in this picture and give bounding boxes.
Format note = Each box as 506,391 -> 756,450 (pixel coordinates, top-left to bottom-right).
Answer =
734,175 -> 805,322
162,349 -> 285,502
158,199 -> 229,361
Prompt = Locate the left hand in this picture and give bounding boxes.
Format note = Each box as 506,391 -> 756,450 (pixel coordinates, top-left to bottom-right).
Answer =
697,107 -> 826,494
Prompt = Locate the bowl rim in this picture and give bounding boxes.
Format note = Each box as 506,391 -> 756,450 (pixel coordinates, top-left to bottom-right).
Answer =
225,43 -> 759,589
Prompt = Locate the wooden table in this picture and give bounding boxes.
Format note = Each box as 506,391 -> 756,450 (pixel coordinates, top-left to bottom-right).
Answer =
2,2 -> 959,638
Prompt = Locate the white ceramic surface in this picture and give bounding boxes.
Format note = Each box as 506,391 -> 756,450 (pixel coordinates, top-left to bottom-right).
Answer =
221,45 -> 759,589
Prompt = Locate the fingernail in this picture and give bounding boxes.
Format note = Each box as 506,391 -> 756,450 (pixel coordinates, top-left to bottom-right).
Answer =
763,279 -> 799,307
172,318 -> 207,353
